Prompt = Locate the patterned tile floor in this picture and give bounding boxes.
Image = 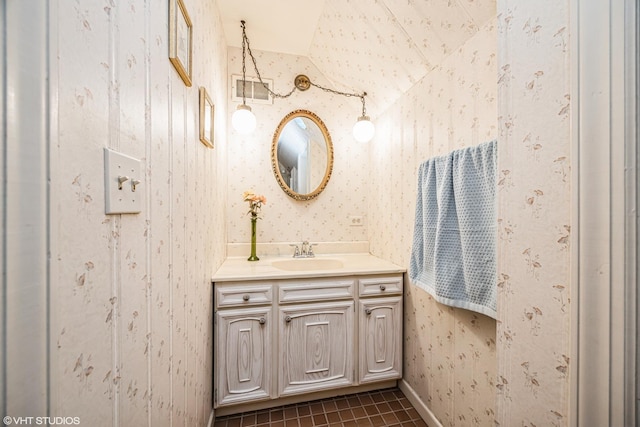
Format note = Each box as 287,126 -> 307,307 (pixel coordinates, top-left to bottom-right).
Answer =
212,387 -> 428,427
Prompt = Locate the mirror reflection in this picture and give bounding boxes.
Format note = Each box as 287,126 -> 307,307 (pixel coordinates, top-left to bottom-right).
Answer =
271,110 -> 333,201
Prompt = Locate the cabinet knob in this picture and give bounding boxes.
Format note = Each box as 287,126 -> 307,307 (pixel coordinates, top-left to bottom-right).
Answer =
259,317 -> 266,325
365,308 -> 372,315
284,316 -> 292,323
242,294 -> 250,301
379,285 -> 386,291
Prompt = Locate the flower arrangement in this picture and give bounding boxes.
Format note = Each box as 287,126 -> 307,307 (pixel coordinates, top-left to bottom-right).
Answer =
243,190 -> 266,261
243,190 -> 267,218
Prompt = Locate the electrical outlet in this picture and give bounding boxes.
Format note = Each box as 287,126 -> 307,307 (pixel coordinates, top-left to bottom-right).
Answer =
104,148 -> 142,214
349,215 -> 364,227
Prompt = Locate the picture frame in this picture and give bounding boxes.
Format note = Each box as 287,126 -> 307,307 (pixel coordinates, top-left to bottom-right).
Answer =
169,0 -> 192,87
199,87 -> 214,148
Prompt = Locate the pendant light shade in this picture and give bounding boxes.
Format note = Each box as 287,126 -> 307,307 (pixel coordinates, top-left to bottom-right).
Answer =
352,116 -> 375,143
232,104 -> 256,134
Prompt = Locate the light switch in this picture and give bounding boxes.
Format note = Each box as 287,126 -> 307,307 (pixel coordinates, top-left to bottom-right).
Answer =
104,148 -> 142,214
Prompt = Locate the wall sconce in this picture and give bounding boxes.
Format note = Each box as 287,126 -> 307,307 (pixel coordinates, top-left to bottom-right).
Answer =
231,20 -> 376,142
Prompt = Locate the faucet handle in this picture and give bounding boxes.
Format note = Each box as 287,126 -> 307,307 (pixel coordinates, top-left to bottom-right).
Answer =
307,243 -> 315,257
300,240 -> 309,256
289,244 -> 300,257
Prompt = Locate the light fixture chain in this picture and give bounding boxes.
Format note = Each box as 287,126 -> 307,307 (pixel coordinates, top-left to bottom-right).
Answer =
242,21 -> 297,99
308,81 -> 367,116
241,23 -> 247,104
236,20 -> 373,139
308,81 -> 361,99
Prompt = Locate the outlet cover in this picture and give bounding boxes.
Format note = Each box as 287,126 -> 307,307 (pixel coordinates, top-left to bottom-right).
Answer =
349,215 -> 364,227
104,148 -> 142,214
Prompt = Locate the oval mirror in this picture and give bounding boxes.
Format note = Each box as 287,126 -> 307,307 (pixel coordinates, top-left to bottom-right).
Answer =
271,110 -> 334,201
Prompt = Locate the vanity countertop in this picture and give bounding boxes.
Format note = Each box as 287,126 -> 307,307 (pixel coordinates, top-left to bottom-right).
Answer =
212,253 -> 406,283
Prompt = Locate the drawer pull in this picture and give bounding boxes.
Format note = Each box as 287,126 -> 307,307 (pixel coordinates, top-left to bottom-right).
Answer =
259,317 -> 266,325
284,316 -> 292,323
242,294 -> 250,301
365,308 -> 372,315
379,285 -> 386,291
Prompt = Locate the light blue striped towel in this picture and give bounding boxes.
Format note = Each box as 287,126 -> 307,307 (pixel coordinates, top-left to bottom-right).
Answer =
409,140 -> 497,319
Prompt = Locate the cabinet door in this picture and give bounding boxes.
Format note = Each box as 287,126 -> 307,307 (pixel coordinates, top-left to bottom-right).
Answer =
215,306 -> 272,407
359,296 -> 402,383
279,301 -> 354,396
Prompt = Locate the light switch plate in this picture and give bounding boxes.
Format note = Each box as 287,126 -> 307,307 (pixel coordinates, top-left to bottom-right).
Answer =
104,148 -> 142,214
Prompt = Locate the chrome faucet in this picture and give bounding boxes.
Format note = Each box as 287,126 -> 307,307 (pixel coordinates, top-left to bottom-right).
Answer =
289,243 -> 301,257
291,240 -> 315,258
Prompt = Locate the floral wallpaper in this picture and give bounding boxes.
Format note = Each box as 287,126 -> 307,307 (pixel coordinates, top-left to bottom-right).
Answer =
226,49 -> 369,246
363,0 -> 572,424
495,1 -> 571,425
48,0 -> 573,425
369,18 -> 498,427
226,4 -> 505,427
52,0 -> 227,425
309,0 -> 497,118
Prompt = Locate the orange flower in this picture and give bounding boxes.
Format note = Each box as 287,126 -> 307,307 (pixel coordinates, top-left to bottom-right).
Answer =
243,190 -> 266,218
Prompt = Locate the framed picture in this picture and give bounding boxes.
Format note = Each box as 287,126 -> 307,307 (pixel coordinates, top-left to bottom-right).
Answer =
199,87 -> 214,148
169,0 -> 192,87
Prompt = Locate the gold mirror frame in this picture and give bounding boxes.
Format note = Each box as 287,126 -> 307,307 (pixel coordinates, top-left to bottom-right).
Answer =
271,110 -> 334,201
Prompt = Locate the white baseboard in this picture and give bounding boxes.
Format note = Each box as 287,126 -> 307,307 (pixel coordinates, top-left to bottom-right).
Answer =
398,379 -> 443,427
207,409 -> 214,427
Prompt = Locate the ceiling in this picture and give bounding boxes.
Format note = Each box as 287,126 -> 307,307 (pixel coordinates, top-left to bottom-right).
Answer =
218,0 -> 327,56
217,0 -> 495,117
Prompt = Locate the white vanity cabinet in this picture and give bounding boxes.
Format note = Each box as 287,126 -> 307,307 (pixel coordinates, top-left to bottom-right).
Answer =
358,275 -> 403,383
213,269 -> 403,414
278,277 -> 356,396
279,300 -> 355,396
214,283 -> 274,407
216,306 -> 273,406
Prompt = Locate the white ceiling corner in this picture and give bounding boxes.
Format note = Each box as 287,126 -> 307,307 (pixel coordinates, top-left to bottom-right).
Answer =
217,0 -> 326,56
217,0 -> 496,116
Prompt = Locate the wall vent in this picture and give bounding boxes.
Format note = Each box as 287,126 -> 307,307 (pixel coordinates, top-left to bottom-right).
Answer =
231,74 -> 273,105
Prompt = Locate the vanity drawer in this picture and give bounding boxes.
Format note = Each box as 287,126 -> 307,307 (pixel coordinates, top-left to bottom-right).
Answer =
215,283 -> 273,308
279,278 -> 355,303
358,275 -> 403,297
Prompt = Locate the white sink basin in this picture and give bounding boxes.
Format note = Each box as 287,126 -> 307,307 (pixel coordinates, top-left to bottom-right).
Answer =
271,258 -> 344,271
